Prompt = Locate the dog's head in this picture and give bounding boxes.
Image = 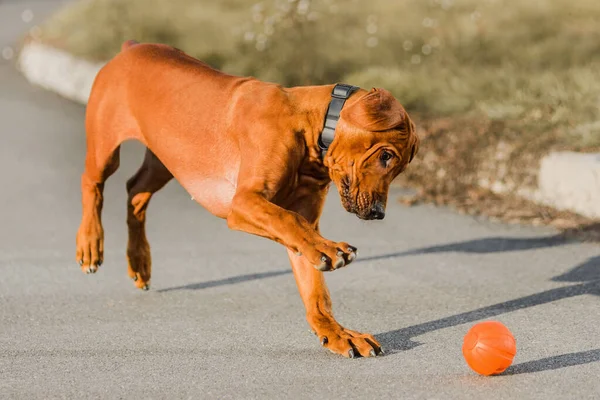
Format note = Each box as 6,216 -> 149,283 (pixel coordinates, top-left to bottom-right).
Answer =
324,88 -> 419,220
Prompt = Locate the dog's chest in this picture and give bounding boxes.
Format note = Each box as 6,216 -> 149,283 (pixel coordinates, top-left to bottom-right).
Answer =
181,177 -> 236,219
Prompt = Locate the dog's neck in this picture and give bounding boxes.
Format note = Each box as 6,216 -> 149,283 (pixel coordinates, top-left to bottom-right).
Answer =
288,84 -> 340,168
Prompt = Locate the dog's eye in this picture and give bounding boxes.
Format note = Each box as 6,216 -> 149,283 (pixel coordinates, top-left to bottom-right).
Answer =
379,150 -> 393,163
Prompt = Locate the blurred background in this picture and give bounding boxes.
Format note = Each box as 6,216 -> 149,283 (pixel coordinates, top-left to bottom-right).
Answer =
2,0 -> 600,229
2,3 -> 600,397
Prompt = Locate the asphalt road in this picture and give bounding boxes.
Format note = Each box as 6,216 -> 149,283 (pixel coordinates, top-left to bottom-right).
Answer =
1,1 -> 600,399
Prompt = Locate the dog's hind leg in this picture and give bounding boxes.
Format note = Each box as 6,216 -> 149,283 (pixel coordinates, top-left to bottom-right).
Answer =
75,135 -> 121,274
125,148 -> 173,290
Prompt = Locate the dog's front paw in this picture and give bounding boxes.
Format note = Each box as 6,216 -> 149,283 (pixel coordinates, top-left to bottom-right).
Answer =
301,240 -> 357,271
313,323 -> 383,358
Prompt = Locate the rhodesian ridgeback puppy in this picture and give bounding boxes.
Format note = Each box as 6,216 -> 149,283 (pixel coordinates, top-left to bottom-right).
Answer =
76,40 -> 419,358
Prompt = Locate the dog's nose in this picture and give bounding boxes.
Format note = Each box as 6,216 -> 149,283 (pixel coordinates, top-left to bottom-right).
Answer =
368,202 -> 386,220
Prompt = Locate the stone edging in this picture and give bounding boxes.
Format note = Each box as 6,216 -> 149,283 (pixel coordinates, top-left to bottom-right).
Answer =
18,41 -> 103,104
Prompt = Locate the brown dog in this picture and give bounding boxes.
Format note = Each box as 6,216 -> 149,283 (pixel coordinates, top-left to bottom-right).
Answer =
75,40 -> 419,358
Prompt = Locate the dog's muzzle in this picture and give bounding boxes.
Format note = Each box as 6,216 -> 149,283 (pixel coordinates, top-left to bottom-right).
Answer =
367,201 -> 386,220
354,200 -> 386,220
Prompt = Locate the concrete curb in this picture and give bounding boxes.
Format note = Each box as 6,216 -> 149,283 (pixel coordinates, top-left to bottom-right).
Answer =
536,152 -> 600,219
16,41 -> 600,220
17,41 -> 103,104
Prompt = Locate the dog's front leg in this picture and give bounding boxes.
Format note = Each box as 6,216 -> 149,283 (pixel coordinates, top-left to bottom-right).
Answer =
287,249 -> 382,358
226,192 -> 356,271
283,192 -> 382,358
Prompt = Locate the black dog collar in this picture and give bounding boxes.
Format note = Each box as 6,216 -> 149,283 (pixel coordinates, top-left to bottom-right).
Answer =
318,83 -> 359,158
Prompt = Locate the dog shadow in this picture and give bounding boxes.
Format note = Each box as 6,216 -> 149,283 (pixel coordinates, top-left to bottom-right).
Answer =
375,254 -> 600,374
156,269 -> 290,292
375,261 -> 600,352
158,233 -> 573,292
505,348 -> 600,375
156,232 -> 600,373
359,233 -> 573,262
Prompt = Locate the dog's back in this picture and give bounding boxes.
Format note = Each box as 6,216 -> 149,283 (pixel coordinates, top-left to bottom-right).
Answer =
84,42 -> 284,218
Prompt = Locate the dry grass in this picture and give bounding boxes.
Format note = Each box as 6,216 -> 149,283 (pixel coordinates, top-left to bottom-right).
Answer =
36,0 -> 600,229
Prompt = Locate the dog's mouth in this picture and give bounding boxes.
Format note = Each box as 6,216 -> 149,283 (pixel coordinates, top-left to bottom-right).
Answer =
339,183 -> 386,220
339,180 -> 358,214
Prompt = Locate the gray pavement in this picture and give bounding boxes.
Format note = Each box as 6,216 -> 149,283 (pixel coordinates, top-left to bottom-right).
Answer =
1,1 -> 600,399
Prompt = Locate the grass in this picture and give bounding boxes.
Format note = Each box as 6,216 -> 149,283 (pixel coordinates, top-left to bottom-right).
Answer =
35,0 -> 600,225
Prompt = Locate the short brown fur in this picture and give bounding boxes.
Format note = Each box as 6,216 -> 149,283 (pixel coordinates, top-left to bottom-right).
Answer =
76,41 -> 419,358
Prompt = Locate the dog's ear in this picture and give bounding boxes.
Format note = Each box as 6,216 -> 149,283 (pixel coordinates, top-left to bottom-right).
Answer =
409,136 -> 419,163
408,120 -> 419,163
341,88 -> 406,132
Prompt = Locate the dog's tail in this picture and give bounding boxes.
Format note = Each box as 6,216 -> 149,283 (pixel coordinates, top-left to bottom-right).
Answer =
121,39 -> 139,52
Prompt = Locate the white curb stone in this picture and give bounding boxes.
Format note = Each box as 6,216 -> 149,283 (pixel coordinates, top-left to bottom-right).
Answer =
16,41 -> 600,220
536,152 -> 600,219
17,41 -> 103,105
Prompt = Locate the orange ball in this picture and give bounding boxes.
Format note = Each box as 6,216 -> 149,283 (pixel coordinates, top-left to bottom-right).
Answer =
462,321 -> 517,376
